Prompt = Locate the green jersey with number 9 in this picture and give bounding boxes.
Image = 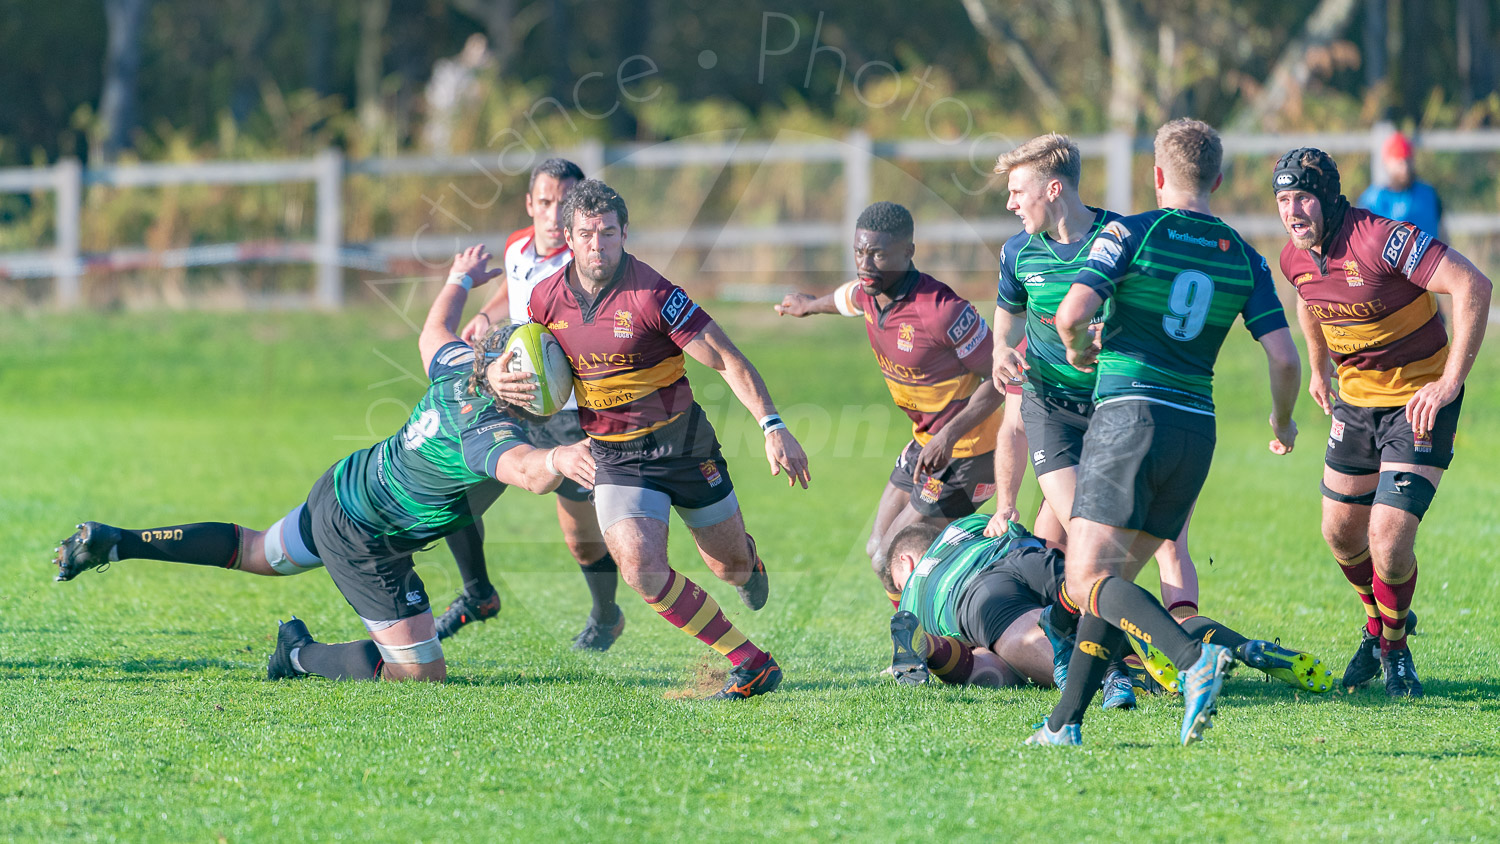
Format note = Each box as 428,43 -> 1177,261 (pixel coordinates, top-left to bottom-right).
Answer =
1077,209 -> 1288,415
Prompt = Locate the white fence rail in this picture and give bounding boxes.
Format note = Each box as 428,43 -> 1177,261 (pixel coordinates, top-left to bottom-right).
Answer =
3,124 -> 1498,308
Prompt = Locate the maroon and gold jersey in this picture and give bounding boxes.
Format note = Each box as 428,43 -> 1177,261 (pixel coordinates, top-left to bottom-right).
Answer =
528,255 -> 712,441
834,270 -> 999,458
1279,207 -> 1450,407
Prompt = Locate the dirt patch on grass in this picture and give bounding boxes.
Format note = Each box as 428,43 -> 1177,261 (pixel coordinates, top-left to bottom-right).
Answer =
663,654 -> 727,700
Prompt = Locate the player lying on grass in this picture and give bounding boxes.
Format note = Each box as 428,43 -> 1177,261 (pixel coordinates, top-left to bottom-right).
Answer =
880,516 -> 1334,697
52,244 -> 597,684
776,201 -> 1003,607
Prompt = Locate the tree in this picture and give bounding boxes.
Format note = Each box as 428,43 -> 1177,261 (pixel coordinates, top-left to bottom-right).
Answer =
97,0 -> 149,161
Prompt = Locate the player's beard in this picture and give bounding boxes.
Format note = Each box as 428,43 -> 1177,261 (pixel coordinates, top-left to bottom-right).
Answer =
579,252 -> 617,283
1286,217 -> 1321,250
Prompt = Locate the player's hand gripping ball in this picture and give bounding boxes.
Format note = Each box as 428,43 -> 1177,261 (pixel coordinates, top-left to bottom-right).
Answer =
503,323 -> 574,417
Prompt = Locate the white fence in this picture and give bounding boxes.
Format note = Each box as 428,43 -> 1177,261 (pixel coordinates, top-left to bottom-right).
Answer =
3,125 -> 1499,308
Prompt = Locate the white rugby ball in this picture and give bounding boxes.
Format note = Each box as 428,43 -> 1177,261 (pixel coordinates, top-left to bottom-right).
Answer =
503,322 -> 573,417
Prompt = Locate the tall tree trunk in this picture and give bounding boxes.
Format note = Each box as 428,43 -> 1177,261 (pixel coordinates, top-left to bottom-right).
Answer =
959,0 -> 1067,120
98,0 -> 149,162
1228,0 -> 1360,131
1100,0 -> 1144,132
357,0 -> 391,132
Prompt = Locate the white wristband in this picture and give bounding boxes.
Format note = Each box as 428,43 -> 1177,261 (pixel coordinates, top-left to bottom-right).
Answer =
544,447 -> 560,477
446,272 -> 474,290
758,413 -> 787,435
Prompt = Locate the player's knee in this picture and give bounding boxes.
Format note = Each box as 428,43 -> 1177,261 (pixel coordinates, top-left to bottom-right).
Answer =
263,505 -> 324,577
1372,471 -> 1437,522
566,537 -> 608,565
374,636 -> 444,681
1367,513 -> 1418,564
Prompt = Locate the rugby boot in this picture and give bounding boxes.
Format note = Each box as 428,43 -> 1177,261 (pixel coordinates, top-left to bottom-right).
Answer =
53,522 -> 121,582
888,610 -> 930,686
433,587 -> 501,640
1024,722 -> 1082,746
707,654 -> 782,701
1238,639 -> 1335,693
735,534 -> 769,611
1037,605 -> 1074,691
1100,664 -> 1138,710
267,618 -> 313,680
571,611 -> 626,651
1123,622 -> 1180,695
1380,646 -> 1424,698
1341,628 -> 1383,689
1179,644 -> 1234,746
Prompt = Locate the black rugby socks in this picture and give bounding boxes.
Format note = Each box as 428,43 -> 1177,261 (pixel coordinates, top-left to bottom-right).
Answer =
292,641 -> 383,681
579,553 -> 621,623
115,522 -> 244,568
1046,614 -> 1122,730
1091,576 -> 1202,671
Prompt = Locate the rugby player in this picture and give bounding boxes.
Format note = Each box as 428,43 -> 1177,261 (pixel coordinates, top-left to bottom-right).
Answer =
1030,119 -> 1303,746
775,201 -> 1003,606
527,179 -> 810,700
53,245 -> 595,683
881,517 -> 1333,696
986,133 -> 1202,691
436,157 -> 626,651
1274,147 -> 1492,696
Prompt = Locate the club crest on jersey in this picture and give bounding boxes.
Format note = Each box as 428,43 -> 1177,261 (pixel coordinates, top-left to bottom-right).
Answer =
700,460 -> 723,487
897,323 -> 916,352
461,403 -> 473,414
547,320 -> 569,330
613,309 -> 634,339
946,306 -> 979,344
1218,238 -> 1231,252
1413,431 -> 1432,453
1343,260 -> 1364,287
918,476 -> 944,503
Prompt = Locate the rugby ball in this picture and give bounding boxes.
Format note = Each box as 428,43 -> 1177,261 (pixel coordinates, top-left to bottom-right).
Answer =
503,322 -> 573,417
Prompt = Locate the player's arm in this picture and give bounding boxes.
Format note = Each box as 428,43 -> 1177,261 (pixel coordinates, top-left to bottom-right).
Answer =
984,390 -> 1027,537
1295,297 -> 1336,415
1244,252 -> 1299,453
683,322 -> 812,489
1259,327 -> 1301,454
465,416 -> 595,495
991,306 -> 1028,384
460,276 -> 511,342
775,279 -> 862,319
1055,284 -> 1105,371
1408,249 -> 1493,435
420,245 -> 502,373
992,244 -> 1029,383
492,441 -> 595,496
914,358 -> 1003,478
1058,221 -> 1130,371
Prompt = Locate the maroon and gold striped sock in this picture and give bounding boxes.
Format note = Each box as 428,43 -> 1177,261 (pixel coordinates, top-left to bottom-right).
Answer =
646,570 -> 767,668
1336,548 -> 1381,637
920,631 -> 975,685
886,590 -> 903,609
1373,563 -> 1417,653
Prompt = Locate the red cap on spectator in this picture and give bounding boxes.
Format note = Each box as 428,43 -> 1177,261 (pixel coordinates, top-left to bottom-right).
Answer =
1383,131 -> 1413,160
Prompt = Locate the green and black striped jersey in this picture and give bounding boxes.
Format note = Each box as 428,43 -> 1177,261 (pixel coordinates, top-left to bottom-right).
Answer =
333,341 -> 529,545
1077,209 -> 1288,415
896,514 -> 1052,640
996,207 -> 1122,403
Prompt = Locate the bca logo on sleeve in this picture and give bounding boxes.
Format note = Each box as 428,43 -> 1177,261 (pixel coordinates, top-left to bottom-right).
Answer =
946,305 -> 979,344
661,288 -> 692,325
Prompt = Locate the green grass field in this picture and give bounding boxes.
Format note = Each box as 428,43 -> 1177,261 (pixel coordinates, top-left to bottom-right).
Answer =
2,300 -> 1498,842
